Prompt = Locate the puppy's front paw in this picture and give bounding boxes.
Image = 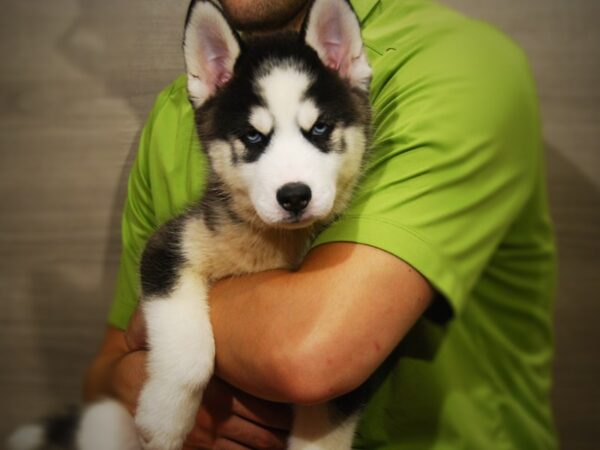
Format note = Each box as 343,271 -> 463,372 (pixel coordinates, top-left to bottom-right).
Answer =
135,414 -> 187,450
135,408 -> 186,450
135,381 -> 199,450
137,430 -> 182,450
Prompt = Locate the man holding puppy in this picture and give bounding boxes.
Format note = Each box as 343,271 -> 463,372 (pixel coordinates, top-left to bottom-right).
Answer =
85,0 -> 558,448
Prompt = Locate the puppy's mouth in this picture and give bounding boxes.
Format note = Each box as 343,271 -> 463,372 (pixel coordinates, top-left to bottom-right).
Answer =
277,212 -> 318,229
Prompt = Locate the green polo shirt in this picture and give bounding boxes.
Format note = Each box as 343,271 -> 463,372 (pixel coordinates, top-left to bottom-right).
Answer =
108,0 -> 557,448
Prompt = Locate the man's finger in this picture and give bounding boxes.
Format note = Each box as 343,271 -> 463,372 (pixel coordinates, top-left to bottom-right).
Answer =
187,412 -> 287,450
205,377 -> 292,431
213,439 -> 252,450
230,388 -> 292,431
182,442 -> 250,450
218,414 -> 288,449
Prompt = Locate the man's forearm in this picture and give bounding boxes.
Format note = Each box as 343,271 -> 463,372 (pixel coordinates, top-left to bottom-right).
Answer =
83,327 -> 130,402
209,242 -> 434,404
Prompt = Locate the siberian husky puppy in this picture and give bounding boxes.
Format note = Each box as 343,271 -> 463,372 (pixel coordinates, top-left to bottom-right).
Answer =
8,0 -> 372,449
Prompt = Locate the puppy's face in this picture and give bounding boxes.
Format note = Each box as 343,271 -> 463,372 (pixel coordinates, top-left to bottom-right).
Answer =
185,0 -> 371,228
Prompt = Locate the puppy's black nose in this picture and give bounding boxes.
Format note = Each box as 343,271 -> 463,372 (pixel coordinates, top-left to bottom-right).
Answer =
277,182 -> 312,214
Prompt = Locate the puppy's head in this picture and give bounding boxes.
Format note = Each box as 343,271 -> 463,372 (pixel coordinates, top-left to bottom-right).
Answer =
184,0 -> 371,229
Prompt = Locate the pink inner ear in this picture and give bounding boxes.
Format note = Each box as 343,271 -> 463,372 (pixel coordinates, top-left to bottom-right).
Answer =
323,41 -> 343,70
206,55 -> 232,88
217,71 -> 232,87
317,16 -> 350,75
201,25 -> 234,90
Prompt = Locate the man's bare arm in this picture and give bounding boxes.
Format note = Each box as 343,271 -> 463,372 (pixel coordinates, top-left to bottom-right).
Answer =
210,242 -> 434,405
85,241 -> 432,446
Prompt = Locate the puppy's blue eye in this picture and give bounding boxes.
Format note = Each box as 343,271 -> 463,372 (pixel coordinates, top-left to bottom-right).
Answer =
310,122 -> 330,136
244,130 -> 264,145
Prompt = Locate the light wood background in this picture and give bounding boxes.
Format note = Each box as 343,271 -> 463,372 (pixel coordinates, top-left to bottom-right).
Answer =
0,0 -> 598,448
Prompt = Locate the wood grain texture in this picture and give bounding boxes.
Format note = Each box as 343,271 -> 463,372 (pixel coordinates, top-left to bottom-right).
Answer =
0,0 -> 598,447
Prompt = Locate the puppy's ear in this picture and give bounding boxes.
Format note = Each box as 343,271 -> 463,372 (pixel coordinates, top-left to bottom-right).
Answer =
184,1 -> 241,108
303,0 -> 371,91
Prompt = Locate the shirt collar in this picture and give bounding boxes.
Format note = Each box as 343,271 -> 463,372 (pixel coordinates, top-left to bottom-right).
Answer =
351,0 -> 380,22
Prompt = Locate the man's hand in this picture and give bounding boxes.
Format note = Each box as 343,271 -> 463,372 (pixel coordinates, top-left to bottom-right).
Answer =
185,377 -> 291,449
84,324 -> 292,450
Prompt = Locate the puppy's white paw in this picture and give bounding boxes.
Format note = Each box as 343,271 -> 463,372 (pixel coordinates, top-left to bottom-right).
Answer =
135,380 -> 199,450
136,428 -> 183,450
77,399 -> 141,450
135,410 -> 187,450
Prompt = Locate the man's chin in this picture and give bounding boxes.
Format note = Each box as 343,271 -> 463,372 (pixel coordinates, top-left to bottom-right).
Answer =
218,0 -> 309,33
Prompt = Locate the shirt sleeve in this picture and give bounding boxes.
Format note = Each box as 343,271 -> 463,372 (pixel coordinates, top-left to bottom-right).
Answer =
313,20 -> 542,316
107,86 -> 174,329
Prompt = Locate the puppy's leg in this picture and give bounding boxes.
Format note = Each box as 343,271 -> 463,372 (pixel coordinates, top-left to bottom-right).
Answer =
78,399 -> 141,450
288,404 -> 360,450
135,270 -> 214,450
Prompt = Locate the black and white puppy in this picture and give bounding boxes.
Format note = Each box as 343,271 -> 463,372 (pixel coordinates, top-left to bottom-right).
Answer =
8,0 -> 372,449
